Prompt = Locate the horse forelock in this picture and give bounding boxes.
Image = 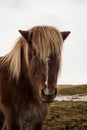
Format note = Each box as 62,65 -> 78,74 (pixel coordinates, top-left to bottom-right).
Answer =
30,26 -> 63,61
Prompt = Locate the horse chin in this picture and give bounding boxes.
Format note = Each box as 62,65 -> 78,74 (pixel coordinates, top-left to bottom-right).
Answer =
42,99 -> 54,103
41,88 -> 57,103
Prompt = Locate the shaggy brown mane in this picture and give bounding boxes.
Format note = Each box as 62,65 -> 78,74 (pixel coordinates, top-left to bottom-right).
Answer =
0,38 -> 29,80
0,26 -> 63,80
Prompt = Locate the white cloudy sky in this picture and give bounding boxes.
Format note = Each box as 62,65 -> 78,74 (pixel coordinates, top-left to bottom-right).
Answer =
0,0 -> 87,84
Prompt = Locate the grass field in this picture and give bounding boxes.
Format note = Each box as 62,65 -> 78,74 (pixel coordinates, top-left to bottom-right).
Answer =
43,84 -> 87,130
58,84 -> 87,95
43,85 -> 87,130
43,101 -> 87,130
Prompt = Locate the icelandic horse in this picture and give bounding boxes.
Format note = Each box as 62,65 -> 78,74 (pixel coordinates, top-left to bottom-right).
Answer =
0,26 -> 70,130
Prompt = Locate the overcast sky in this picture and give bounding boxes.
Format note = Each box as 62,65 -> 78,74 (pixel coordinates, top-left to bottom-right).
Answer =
0,0 -> 87,84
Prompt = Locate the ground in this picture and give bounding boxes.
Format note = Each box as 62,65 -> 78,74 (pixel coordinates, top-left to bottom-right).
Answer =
43,101 -> 87,130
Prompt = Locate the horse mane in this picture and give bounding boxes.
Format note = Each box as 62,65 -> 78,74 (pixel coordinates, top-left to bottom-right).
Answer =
0,26 -> 63,81
0,38 -> 29,80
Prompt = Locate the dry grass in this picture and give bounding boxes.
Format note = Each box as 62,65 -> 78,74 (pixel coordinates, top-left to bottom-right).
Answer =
44,84 -> 87,130
43,101 -> 87,130
58,84 -> 87,95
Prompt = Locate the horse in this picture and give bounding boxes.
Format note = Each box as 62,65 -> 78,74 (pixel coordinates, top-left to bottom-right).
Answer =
0,25 -> 70,130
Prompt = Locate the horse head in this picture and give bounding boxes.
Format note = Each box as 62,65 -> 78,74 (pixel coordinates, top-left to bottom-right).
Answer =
19,26 -> 70,103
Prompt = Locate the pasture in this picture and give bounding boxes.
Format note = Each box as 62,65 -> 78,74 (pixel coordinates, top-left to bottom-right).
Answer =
43,84 -> 87,130
58,84 -> 87,95
43,101 -> 87,130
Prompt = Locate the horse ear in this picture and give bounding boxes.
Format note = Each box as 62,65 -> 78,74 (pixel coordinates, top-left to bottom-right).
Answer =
61,31 -> 71,41
19,30 -> 28,40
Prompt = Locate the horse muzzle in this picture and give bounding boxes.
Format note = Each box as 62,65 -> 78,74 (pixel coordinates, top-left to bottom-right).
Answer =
41,87 -> 57,103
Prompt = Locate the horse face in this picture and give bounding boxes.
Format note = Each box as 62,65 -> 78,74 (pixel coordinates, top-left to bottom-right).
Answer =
19,28 -> 71,103
40,54 -> 59,103
29,49 -> 59,103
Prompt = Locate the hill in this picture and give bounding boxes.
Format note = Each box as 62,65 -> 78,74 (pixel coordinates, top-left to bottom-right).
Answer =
58,84 -> 87,95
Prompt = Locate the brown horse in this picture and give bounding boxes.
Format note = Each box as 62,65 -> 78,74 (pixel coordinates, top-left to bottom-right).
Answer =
0,26 -> 70,130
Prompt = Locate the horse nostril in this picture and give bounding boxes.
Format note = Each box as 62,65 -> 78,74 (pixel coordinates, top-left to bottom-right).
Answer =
52,88 -> 57,97
41,88 -> 57,102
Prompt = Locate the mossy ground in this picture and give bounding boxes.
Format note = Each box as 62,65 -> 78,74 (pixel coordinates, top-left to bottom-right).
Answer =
58,84 -> 87,95
43,101 -> 87,130
43,85 -> 87,130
